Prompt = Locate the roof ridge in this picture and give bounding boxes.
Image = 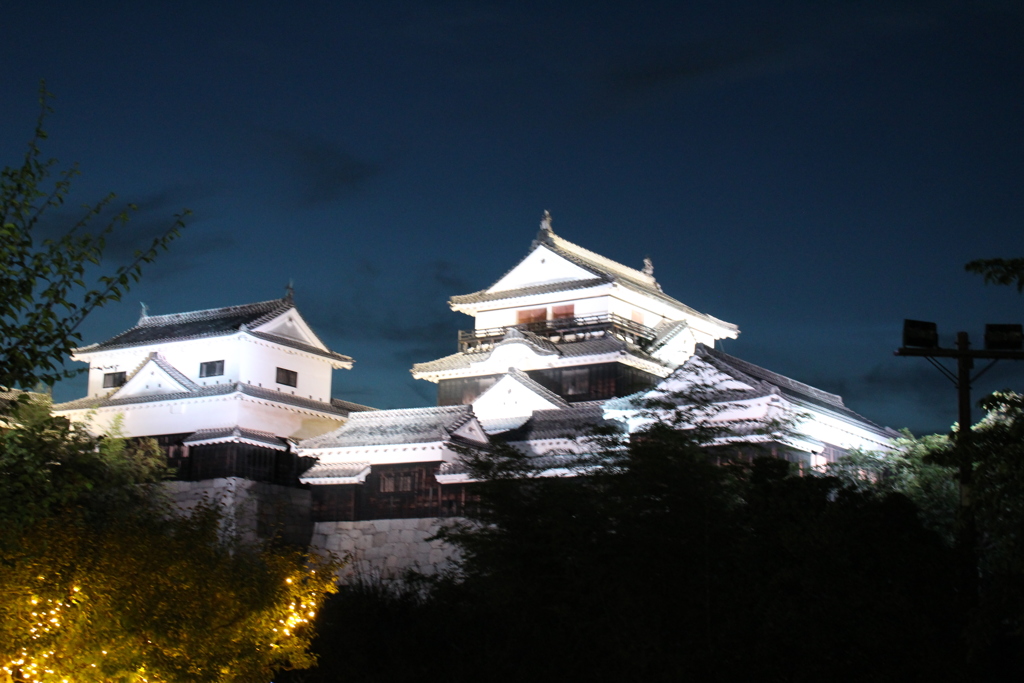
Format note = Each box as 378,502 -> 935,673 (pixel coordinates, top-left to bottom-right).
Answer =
547,232 -> 658,290
450,277 -> 609,306
244,330 -> 353,364
347,404 -> 471,420
138,297 -> 287,327
504,367 -> 570,408
148,353 -> 200,391
695,344 -> 846,408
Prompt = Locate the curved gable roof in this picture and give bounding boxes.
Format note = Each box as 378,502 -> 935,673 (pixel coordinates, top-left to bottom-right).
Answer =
449,222 -> 738,335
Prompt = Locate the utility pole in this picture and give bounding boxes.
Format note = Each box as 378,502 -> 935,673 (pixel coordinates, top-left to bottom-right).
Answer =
896,321 -> 1024,603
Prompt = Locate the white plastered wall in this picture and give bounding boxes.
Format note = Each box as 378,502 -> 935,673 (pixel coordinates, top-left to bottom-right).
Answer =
488,245 -> 594,292
473,294 -> 610,329
62,392 -> 344,441
78,334 -> 337,403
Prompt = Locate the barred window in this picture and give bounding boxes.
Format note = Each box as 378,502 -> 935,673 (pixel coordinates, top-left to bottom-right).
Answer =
380,471 -> 415,493
276,367 -> 298,387
103,371 -> 127,388
199,360 -> 224,377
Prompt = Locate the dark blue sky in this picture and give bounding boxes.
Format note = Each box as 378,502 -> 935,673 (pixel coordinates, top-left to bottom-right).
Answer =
3,1 -> 1022,435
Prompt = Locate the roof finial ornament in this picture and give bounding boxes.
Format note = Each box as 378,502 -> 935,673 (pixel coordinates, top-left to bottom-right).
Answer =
533,210 -> 555,248
540,210 -> 553,233
284,280 -> 294,304
139,302 -> 149,324
642,256 -> 654,277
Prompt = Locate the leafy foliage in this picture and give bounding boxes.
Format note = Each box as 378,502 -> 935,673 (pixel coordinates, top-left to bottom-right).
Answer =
0,396 -> 339,682
0,85 -> 186,390
0,98 -> 336,680
826,432 -> 958,544
293,423 -> 965,683
964,257 -> 1024,292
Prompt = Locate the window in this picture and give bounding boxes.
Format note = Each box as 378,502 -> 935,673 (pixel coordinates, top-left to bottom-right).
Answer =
199,360 -> 224,377
380,471 -> 414,493
102,371 -> 126,388
552,304 -> 575,320
276,367 -> 298,387
516,308 -> 546,324
562,367 -> 590,396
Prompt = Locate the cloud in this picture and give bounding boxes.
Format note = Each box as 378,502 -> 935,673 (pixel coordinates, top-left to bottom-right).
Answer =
600,42 -> 787,97
428,259 -> 472,293
261,129 -> 380,207
28,181 -> 228,267
801,357 -> 1024,436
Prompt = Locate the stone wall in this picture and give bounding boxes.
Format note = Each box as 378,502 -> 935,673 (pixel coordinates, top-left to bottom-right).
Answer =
162,480 -> 461,582
311,518 -> 463,582
163,477 -> 313,547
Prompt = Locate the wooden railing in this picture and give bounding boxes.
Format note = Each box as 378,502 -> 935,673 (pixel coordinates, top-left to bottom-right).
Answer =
457,313 -> 656,352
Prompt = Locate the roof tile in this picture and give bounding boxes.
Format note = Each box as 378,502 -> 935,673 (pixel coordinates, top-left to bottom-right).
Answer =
298,404 -> 480,449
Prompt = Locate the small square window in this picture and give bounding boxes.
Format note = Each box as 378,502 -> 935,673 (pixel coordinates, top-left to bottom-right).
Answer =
199,360 -> 225,377
552,304 -> 575,320
276,367 -> 298,387
103,371 -> 127,388
516,308 -> 547,324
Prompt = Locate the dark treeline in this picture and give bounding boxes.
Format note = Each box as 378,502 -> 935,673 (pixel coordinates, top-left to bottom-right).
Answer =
280,401 -> 1024,683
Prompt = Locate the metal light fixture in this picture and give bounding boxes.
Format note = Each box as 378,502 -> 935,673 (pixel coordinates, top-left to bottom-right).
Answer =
984,324 -> 1023,351
902,319 -> 939,349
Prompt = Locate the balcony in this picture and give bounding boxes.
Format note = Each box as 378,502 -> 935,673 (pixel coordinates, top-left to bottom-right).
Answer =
458,314 -> 657,352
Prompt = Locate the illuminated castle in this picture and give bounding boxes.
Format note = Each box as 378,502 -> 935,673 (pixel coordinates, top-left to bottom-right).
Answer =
55,213 -> 896,576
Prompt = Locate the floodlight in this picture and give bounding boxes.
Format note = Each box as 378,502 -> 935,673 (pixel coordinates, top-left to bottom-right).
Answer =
902,319 -> 939,349
985,324 -> 1023,351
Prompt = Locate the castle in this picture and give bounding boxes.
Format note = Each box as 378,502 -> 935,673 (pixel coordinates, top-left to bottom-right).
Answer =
54,213 -> 895,577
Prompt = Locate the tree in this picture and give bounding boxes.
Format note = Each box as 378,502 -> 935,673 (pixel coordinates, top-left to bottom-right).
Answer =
293,418 -> 965,683
965,257 -> 1024,292
0,396 -> 339,683
0,85 -> 186,390
0,94 -> 338,681
826,432 -> 959,545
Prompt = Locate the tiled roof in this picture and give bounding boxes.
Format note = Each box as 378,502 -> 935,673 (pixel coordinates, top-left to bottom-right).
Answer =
0,388 -> 46,412
330,397 -> 377,413
499,402 -> 619,442
145,353 -> 200,391
438,452 -> 583,478
650,320 -> 689,352
183,426 -> 288,449
300,461 -> 372,483
544,231 -> 659,290
245,330 -> 352,364
53,381 -> 351,417
411,333 -> 644,376
612,278 -> 738,333
298,405 -> 479,449
77,298 -> 291,352
53,383 -> 233,411
450,278 -> 609,305
237,384 -> 354,416
690,344 -> 894,436
449,225 -> 738,335
502,368 -> 569,409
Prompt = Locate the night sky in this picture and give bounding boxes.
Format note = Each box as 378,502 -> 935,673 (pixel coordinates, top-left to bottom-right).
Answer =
3,1 -> 1022,436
